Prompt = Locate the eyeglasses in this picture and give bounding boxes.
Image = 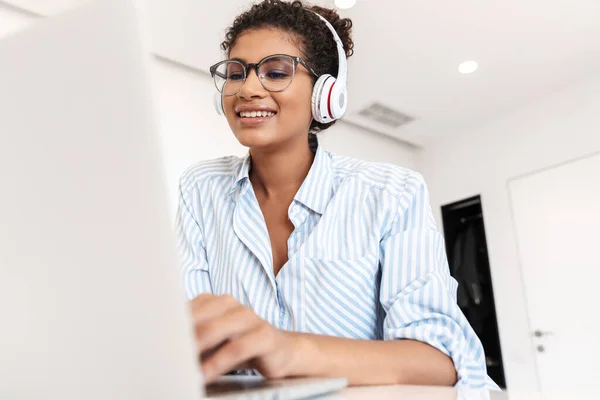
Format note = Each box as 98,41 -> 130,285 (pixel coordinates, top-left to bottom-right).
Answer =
209,54 -> 318,96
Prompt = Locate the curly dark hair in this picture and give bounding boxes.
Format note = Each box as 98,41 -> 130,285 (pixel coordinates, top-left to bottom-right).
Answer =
220,0 -> 354,138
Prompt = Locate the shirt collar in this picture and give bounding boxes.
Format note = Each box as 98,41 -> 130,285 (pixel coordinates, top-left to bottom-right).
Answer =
229,152 -> 251,196
228,143 -> 334,214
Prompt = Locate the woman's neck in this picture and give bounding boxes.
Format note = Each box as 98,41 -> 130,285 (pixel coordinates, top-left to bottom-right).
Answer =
249,138 -> 315,199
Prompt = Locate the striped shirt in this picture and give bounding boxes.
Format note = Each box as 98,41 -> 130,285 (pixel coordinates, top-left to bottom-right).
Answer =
175,143 -> 499,390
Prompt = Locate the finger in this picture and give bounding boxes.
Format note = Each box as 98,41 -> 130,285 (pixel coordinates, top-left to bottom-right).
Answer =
201,324 -> 273,383
189,293 -> 215,306
199,339 -> 228,363
190,294 -> 240,325
195,306 -> 260,354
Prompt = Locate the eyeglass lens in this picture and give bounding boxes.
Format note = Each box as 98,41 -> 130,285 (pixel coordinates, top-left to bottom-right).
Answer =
213,56 -> 296,95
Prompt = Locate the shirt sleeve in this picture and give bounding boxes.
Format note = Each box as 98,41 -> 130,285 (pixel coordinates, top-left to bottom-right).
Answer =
378,172 -> 499,390
175,183 -> 213,299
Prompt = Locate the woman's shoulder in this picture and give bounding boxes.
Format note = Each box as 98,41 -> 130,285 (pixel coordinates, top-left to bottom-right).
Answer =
327,151 -> 428,200
178,155 -> 245,192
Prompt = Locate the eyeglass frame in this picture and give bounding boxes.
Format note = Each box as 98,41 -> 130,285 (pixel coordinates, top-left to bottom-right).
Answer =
209,54 -> 319,96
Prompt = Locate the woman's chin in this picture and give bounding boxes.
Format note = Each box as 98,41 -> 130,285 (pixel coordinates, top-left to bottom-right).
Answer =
234,129 -> 280,149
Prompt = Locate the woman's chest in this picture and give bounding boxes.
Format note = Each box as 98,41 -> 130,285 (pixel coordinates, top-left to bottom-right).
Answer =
203,189 -> 392,338
206,191 -> 384,269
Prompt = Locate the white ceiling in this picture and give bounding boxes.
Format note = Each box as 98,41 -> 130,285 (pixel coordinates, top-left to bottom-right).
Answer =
1,0 -> 77,15
4,0 -> 600,146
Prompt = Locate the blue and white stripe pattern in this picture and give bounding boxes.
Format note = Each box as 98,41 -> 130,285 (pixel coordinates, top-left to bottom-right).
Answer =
176,143 -> 499,390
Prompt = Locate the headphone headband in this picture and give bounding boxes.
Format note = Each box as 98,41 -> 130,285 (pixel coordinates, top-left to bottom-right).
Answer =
310,11 -> 348,85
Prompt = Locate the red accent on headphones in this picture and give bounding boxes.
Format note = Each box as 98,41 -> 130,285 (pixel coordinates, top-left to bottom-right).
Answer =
327,83 -> 335,119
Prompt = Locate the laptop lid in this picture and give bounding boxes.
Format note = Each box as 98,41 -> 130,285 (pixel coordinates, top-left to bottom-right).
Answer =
0,1 -> 202,398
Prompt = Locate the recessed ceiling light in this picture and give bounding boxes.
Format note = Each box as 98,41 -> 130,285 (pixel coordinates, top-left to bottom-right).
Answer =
458,61 -> 478,74
335,0 -> 357,9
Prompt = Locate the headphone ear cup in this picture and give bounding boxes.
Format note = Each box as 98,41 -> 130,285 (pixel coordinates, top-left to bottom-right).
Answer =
329,85 -> 348,120
311,74 -> 335,124
213,92 -> 225,116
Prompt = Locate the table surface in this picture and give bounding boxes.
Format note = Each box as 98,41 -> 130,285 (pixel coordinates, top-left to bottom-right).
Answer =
328,385 -> 600,400
207,376 -> 600,400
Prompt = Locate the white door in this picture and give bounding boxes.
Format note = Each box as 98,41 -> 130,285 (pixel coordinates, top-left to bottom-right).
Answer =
509,152 -> 600,393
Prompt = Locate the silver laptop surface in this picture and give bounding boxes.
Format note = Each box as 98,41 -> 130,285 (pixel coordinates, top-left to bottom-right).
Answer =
0,1 -> 346,399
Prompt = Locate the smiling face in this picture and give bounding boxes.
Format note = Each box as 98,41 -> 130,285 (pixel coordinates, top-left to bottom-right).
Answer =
222,28 -> 315,151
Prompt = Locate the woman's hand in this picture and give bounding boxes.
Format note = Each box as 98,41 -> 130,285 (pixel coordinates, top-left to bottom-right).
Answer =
190,293 -> 300,383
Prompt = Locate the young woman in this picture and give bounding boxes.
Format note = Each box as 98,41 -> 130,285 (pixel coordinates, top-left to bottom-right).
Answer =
176,0 -> 497,390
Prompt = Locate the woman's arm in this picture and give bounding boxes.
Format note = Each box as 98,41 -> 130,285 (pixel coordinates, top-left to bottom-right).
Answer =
286,332 -> 457,386
372,173 -> 495,390
176,183 -> 213,298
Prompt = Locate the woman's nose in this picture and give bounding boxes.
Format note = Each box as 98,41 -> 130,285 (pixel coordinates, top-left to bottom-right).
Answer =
237,68 -> 267,99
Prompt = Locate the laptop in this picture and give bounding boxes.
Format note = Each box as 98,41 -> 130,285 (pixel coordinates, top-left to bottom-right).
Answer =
0,0 -> 347,399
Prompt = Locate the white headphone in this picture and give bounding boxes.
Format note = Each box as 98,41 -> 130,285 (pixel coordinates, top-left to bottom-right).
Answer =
213,10 -> 348,124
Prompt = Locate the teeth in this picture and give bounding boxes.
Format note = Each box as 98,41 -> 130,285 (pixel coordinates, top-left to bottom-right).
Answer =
239,111 -> 275,118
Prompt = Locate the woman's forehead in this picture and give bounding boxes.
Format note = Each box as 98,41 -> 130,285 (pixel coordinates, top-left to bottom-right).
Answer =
228,28 -> 304,62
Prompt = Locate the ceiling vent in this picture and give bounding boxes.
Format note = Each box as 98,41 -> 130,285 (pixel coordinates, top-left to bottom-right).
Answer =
356,102 -> 415,129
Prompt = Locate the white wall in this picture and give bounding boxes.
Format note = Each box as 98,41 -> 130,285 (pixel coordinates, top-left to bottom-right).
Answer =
149,58 -> 247,215
319,123 -> 415,168
415,72 -> 600,391
150,57 -> 415,216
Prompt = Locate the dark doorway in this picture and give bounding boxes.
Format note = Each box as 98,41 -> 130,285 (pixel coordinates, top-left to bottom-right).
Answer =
441,195 -> 506,388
